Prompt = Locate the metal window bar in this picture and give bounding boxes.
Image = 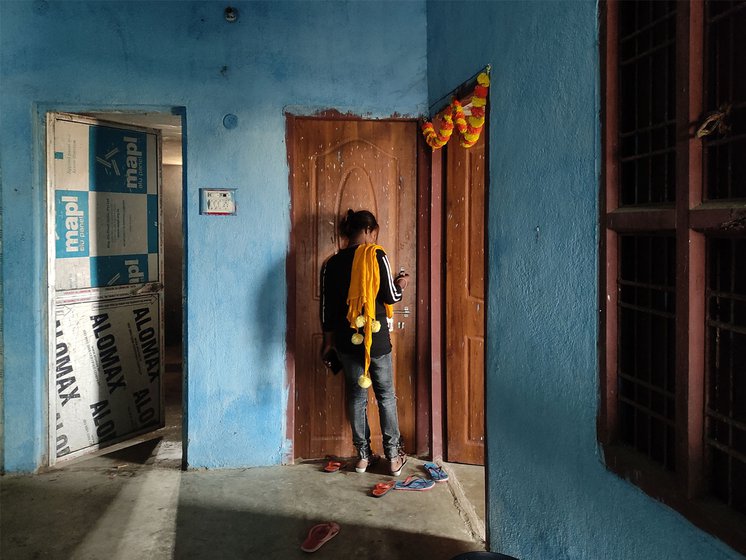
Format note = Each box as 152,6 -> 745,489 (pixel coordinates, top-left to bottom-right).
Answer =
620,119 -> 677,138
708,318 -> 746,337
619,395 -> 676,428
618,234 -> 676,469
706,237 -> 746,513
618,1 -> 677,206
707,1 -> 746,25
704,132 -> 746,148
619,301 -> 675,320
619,277 -> 677,293
665,4 -> 676,202
706,438 -> 746,469
648,2 -> 654,206
620,10 -> 676,44
704,0 -> 746,200
707,408 -> 746,438
620,40 -> 676,67
619,371 -> 676,401
710,289 -> 746,303
620,146 -> 677,163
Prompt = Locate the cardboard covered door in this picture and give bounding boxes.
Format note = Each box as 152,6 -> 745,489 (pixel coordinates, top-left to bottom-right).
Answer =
48,113 -> 164,462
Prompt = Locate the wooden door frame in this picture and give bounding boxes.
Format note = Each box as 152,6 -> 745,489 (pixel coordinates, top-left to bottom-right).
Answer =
426,68 -> 491,465
428,147 -> 445,461
429,143 -> 490,464
284,106 -> 489,466
429,85 -> 491,464
284,111 -> 433,463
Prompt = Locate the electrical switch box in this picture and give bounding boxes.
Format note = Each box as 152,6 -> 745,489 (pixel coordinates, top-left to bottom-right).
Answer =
200,188 -> 237,216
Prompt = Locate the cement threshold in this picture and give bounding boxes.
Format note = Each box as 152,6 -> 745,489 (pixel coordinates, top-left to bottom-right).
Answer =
1,441 -> 486,560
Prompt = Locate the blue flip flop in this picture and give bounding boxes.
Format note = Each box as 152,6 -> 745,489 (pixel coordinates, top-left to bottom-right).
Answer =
423,462 -> 449,482
394,476 -> 435,491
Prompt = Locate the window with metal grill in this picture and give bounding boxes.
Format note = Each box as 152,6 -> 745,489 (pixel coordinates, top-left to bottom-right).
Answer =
600,1 -> 746,553
619,1 -> 677,205
704,1 -> 746,200
707,238 -> 746,515
618,234 -> 677,469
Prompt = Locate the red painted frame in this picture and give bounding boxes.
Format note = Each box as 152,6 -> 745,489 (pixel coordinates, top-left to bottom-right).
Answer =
599,1 -> 746,553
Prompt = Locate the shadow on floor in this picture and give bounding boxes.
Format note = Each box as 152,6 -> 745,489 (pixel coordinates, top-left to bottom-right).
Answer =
173,506 -> 480,559
1,345 -> 488,560
1,450 -> 486,560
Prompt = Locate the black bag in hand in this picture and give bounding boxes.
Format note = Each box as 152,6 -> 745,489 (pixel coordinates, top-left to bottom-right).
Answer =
323,349 -> 343,375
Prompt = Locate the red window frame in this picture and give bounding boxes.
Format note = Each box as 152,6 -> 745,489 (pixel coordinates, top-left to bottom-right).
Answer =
599,1 -> 746,553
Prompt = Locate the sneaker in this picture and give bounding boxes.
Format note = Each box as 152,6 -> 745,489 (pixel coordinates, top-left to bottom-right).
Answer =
355,453 -> 379,473
389,450 -> 408,476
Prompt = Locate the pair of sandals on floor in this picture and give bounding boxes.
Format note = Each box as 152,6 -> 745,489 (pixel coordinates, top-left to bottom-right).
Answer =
322,456 -> 447,494
371,461 -> 449,497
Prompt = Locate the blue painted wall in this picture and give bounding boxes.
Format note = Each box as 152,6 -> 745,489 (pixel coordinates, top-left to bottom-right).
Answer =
426,1 -> 741,559
0,0 -> 427,471
3,0 -> 740,556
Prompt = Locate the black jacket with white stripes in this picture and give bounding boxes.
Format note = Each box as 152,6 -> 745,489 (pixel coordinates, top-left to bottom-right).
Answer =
320,245 -> 402,358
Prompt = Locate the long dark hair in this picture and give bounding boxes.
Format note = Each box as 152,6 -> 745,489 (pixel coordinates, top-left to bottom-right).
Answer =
339,209 -> 378,238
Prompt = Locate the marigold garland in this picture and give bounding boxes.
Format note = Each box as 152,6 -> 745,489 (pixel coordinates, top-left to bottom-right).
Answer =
421,105 -> 454,149
422,71 -> 490,149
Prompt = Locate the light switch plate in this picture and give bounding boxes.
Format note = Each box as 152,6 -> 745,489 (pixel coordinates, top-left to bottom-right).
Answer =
200,188 -> 237,216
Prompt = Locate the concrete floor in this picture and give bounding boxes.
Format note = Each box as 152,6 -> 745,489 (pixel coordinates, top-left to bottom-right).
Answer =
1,447 -> 487,559
1,351 -> 488,560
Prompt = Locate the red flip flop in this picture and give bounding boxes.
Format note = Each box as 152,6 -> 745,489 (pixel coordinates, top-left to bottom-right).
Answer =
322,460 -> 346,473
371,480 -> 397,497
301,521 -> 340,552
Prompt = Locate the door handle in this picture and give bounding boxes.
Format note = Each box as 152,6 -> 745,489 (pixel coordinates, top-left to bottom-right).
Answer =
392,306 -> 410,317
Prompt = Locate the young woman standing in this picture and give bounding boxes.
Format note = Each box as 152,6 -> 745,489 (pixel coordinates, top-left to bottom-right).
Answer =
320,209 -> 409,476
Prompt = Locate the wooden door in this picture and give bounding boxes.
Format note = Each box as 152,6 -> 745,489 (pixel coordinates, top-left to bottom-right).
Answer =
445,132 -> 486,465
290,118 -> 417,460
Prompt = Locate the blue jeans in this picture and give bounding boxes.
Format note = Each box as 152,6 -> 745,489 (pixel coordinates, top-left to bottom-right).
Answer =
338,351 -> 401,459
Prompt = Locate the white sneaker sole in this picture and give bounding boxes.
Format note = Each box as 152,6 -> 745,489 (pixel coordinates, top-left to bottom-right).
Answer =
390,457 -> 407,477
356,455 -> 379,473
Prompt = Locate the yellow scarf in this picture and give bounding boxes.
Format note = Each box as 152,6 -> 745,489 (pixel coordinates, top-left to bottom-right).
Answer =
346,243 -> 394,386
